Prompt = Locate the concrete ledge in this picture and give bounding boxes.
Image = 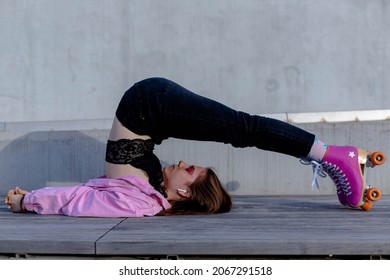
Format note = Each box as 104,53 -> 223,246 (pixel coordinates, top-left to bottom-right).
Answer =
1,113 -> 389,196
287,109 -> 390,123
3,119 -> 113,133
1,109 -> 390,133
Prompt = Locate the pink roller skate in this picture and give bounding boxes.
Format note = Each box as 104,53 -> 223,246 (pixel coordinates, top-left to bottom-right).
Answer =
317,146 -> 385,210
302,156 -> 348,206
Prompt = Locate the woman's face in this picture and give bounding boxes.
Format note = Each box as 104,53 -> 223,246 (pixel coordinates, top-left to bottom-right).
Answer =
162,160 -> 206,201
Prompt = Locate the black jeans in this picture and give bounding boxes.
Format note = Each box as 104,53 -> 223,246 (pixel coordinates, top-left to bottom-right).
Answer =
115,77 -> 315,158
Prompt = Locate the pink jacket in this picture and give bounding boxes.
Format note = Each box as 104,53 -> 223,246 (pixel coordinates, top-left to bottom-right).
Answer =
23,176 -> 171,217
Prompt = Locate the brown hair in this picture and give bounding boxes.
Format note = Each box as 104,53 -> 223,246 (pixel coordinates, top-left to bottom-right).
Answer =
158,168 -> 232,215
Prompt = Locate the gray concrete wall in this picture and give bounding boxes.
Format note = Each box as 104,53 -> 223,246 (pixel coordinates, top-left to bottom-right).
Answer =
1,1 -> 390,200
1,119 -> 389,197
1,0 -> 390,123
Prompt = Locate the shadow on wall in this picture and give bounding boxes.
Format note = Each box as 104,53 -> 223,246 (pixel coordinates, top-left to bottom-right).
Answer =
225,181 -> 240,192
0,130 -> 242,195
0,131 -> 106,195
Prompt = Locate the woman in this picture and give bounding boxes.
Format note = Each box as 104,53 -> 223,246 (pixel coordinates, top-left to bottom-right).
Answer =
5,77 -> 382,216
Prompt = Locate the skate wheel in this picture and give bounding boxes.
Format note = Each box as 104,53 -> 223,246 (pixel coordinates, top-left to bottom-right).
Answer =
361,200 -> 372,211
370,152 -> 385,166
366,188 -> 381,202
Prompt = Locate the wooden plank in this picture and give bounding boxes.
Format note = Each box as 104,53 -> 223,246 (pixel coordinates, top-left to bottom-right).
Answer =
0,206 -> 124,255
1,195 -> 389,257
96,196 -> 390,256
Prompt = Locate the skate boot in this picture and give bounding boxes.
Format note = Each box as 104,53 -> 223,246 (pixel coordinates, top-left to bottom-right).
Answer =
301,157 -> 347,206
306,146 -> 385,210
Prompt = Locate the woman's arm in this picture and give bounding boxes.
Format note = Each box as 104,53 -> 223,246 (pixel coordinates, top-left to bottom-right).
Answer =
23,182 -> 163,217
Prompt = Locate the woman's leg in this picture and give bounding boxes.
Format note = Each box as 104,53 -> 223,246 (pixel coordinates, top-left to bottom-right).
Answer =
116,77 -> 315,158
115,77 -> 385,209
104,117 -> 152,180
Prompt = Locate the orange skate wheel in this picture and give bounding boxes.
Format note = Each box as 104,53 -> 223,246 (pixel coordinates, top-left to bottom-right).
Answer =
366,188 -> 381,202
370,152 -> 385,166
361,200 -> 372,211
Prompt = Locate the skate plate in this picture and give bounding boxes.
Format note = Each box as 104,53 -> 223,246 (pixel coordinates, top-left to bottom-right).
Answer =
357,149 -> 385,211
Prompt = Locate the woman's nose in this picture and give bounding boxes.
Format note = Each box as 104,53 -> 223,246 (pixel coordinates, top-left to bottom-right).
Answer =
178,160 -> 187,168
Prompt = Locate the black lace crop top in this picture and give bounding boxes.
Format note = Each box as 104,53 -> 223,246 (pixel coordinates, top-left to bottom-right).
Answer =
105,139 -> 166,197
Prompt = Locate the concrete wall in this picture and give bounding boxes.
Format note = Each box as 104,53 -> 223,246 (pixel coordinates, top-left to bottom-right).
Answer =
1,0 -> 390,123
1,1 -> 390,200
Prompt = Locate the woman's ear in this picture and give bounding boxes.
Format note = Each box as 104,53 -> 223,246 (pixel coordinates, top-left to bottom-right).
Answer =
177,188 -> 190,198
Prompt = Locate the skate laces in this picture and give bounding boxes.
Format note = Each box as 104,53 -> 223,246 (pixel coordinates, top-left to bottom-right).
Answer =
300,159 -> 326,190
300,159 -> 352,196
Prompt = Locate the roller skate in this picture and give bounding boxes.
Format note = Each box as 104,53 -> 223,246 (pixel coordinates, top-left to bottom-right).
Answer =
303,146 -> 385,210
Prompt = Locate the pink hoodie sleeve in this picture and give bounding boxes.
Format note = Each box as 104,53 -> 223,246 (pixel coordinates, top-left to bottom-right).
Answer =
23,177 -> 170,217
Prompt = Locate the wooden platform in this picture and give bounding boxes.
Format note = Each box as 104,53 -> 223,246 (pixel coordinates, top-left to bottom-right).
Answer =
1,195 -> 389,259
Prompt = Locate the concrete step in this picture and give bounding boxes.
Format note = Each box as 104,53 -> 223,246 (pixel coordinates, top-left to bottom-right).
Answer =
1,118 -> 389,196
